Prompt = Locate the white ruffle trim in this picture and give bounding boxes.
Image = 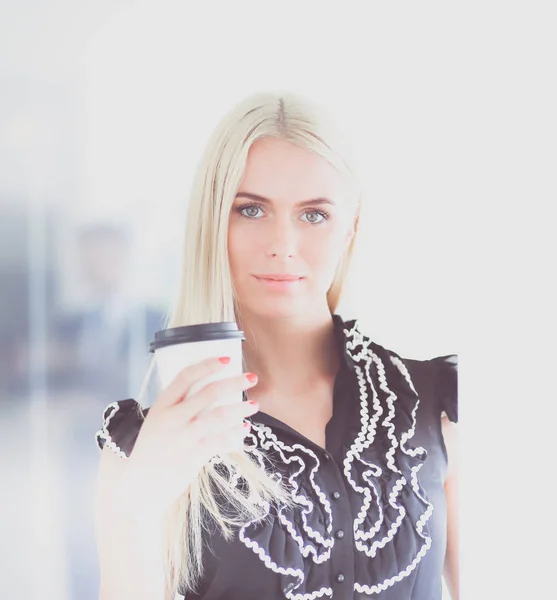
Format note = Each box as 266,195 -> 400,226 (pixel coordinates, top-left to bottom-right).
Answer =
342,322 -> 433,594
94,401 -> 130,460
233,320 -> 433,598
236,423 -> 336,599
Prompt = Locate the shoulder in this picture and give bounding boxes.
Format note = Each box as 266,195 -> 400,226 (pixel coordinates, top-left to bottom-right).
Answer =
337,315 -> 458,422
366,340 -> 459,478
95,398 -> 150,459
368,337 -> 458,424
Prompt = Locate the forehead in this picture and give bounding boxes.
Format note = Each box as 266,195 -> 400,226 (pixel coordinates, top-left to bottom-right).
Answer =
238,137 -> 350,203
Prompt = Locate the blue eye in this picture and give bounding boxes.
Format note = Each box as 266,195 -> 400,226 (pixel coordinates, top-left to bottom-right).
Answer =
301,210 -> 328,224
238,204 -> 264,219
236,203 -> 330,225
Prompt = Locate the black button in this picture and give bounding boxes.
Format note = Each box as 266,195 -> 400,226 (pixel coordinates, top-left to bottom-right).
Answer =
336,573 -> 345,583
323,453 -> 330,460
335,529 -> 345,539
332,491 -> 340,500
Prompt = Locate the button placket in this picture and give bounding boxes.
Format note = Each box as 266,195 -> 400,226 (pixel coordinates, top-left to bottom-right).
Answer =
317,442 -> 355,592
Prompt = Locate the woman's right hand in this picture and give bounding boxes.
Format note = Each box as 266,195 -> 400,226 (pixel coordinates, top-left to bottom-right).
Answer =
115,356 -> 260,518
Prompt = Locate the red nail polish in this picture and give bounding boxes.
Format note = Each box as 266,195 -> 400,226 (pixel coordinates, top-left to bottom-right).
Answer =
218,356 -> 231,364
246,373 -> 258,383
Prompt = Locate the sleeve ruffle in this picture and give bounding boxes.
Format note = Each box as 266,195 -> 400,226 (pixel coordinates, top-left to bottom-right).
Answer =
95,398 -> 149,459
431,354 -> 458,423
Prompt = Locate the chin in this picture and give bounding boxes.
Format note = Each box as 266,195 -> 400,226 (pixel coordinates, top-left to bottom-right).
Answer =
239,297 -> 310,322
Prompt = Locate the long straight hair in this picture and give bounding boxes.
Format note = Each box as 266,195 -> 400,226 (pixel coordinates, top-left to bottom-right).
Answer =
134,91 -> 362,598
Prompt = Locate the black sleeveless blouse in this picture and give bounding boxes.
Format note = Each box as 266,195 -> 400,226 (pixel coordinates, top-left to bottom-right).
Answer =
95,315 -> 458,600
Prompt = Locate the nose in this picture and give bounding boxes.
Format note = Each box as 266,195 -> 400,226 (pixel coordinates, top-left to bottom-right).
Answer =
265,216 -> 298,259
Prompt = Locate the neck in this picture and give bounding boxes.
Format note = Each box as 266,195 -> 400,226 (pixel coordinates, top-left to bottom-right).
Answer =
238,305 -> 341,399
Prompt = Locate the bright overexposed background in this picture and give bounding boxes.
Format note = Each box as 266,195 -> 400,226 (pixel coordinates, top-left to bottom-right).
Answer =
1,2 -> 554,599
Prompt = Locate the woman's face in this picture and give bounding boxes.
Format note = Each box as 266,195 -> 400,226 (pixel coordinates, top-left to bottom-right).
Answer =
228,136 -> 357,320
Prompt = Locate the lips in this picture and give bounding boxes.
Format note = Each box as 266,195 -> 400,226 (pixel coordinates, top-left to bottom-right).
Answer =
254,275 -> 303,281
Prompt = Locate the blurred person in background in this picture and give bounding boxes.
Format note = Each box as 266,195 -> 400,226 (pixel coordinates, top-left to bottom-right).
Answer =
50,222 -> 165,600
51,223 -> 165,405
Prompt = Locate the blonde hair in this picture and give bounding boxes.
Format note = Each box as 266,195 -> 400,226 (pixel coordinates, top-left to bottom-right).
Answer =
133,90 -> 362,598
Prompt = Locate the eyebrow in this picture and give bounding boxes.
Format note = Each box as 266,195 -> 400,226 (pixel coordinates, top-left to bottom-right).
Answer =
235,192 -> 335,207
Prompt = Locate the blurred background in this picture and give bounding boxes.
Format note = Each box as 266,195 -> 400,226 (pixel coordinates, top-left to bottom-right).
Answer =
1,1 -> 554,599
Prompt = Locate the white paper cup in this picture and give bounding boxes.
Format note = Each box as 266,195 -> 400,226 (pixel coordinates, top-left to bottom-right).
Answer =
149,322 -> 245,408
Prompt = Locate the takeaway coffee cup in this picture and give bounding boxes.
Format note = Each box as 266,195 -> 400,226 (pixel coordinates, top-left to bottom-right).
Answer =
149,322 -> 246,408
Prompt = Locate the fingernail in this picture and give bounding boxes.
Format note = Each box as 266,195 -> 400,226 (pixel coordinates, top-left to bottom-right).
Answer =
218,356 -> 231,364
248,400 -> 259,407
243,421 -> 252,430
245,373 -> 258,383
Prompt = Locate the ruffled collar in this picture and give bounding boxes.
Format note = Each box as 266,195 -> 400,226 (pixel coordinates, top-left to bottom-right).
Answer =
332,313 -> 357,372
233,317 -> 434,599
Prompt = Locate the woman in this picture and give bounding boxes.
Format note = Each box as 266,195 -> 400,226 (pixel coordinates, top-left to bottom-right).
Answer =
94,91 -> 458,600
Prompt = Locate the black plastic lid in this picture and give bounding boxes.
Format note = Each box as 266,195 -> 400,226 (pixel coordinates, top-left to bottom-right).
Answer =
149,321 -> 245,353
